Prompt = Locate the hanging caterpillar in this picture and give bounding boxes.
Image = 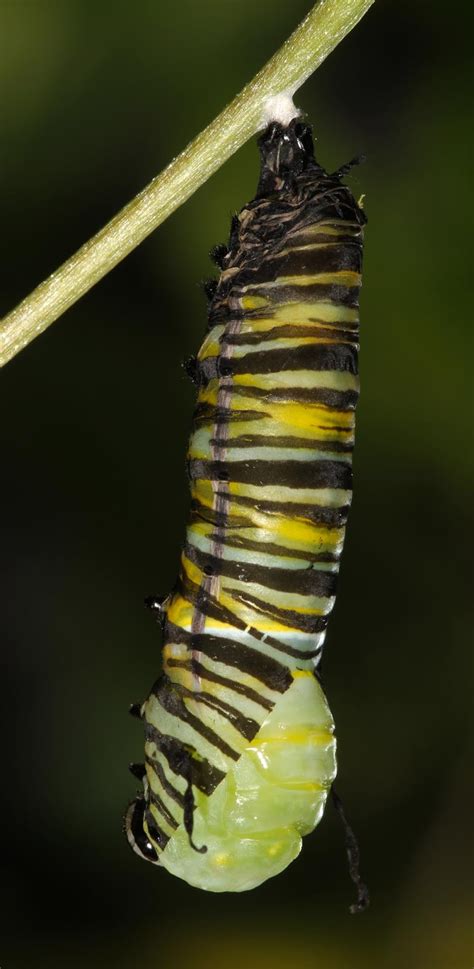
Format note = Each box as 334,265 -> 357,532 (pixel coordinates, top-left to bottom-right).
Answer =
125,118 -> 366,894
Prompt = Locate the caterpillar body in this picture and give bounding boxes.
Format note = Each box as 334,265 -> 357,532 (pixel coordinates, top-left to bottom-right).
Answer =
126,119 -> 365,893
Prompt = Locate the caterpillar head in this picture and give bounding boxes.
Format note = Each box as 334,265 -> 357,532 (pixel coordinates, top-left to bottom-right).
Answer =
256,118 -> 318,196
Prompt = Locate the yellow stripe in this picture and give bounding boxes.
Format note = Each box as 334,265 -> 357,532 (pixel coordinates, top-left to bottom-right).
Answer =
233,371 -> 358,391
272,301 -> 358,324
249,728 -> 333,747
243,270 -> 361,290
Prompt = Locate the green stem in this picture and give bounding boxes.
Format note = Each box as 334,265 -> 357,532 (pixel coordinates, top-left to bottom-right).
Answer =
0,0 -> 375,367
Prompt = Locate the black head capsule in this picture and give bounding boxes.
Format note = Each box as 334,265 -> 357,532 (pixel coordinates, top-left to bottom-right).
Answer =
256,118 -> 321,197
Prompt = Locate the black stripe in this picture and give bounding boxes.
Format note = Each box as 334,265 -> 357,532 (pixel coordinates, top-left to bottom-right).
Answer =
207,531 -> 339,564
127,797 -> 159,860
185,542 -> 338,598
148,787 -> 179,830
145,722 -> 226,795
210,433 -> 353,453
189,457 -> 352,490
231,589 -> 330,635
145,809 -> 170,851
231,343 -> 357,375
164,623 -> 292,692
199,343 -> 357,382
177,573 -> 249,633
175,574 -> 320,661
145,754 -> 185,809
241,282 -> 360,308
229,384 -> 359,408
166,658 -> 274,711
153,676 -> 241,761
171,683 -> 260,741
235,242 -> 362,285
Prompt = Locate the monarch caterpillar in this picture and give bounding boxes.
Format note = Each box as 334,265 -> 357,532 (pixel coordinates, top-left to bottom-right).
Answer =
125,118 -> 366,896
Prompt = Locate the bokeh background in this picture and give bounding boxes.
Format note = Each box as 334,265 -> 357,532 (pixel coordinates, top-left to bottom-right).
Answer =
1,1 -> 472,967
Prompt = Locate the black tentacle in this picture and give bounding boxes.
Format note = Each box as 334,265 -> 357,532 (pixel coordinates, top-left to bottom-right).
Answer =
331,786 -> 370,914
183,768 -> 207,855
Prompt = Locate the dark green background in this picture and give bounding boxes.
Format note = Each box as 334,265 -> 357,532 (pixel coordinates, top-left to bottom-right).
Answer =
1,2 -> 472,967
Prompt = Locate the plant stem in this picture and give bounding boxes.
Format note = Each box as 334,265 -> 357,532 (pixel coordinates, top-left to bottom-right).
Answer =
0,0 -> 375,367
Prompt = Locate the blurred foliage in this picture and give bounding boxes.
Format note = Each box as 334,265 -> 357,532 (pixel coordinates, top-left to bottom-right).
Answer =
1,1 -> 472,967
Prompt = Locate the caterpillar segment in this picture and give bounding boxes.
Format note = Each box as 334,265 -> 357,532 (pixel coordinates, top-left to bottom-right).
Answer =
126,119 -> 365,891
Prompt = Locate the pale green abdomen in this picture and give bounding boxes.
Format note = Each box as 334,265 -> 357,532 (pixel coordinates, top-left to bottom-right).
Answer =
159,671 -> 336,892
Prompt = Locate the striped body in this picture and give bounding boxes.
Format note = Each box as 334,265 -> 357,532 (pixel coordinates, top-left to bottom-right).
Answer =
126,121 -> 365,891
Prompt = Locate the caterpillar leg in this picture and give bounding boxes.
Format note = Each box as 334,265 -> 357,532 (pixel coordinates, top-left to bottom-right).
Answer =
128,703 -> 142,719
144,594 -> 170,622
